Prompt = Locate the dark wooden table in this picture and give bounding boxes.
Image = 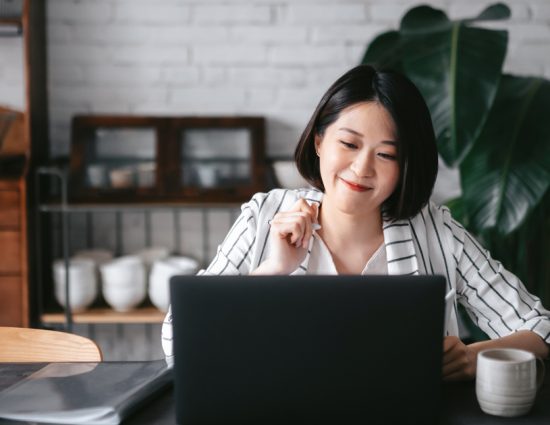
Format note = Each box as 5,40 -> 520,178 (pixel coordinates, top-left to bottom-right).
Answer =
1,362 -> 549,424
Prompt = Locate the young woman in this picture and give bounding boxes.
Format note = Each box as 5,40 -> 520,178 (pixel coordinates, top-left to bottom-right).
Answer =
162,65 -> 550,379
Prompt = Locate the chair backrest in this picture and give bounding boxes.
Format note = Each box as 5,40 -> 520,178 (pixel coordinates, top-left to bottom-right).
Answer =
0,327 -> 102,362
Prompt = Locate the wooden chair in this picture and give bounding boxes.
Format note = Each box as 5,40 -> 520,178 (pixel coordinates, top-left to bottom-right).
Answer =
0,327 -> 102,362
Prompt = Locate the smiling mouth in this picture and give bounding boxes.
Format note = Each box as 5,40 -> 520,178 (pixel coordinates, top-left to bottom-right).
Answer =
340,178 -> 371,192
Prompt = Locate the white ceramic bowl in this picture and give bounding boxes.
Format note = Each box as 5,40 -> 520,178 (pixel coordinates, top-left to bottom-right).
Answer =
272,160 -> 309,189
100,256 -> 147,311
100,255 -> 145,287
73,249 -> 115,289
53,258 -> 98,312
148,256 -> 199,312
132,247 -> 170,270
102,283 -> 147,312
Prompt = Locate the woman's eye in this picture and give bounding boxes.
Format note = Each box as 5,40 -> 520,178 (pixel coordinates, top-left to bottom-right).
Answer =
339,141 -> 357,149
378,152 -> 397,160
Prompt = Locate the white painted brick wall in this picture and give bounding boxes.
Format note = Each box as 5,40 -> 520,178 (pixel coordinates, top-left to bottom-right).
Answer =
194,5 -> 271,24
288,4 -> 368,23
113,2 -> 191,24
2,1 -> 550,163
0,38 -> 25,110
194,45 -> 268,65
46,0 -> 113,23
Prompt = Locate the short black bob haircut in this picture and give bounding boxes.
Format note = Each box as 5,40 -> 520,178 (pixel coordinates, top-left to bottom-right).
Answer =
294,64 -> 438,221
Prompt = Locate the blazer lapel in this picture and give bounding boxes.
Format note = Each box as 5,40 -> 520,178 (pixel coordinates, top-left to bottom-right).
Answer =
383,221 -> 419,276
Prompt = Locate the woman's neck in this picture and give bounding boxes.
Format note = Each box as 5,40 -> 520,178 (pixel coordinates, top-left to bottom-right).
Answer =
317,198 -> 384,249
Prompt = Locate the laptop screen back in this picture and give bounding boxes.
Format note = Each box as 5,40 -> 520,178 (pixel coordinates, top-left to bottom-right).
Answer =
170,275 -> 446,425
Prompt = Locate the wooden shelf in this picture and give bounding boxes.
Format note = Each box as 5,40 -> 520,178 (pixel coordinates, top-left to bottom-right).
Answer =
0,18 -> 22,25
39,201 -> 241,213
0,18 -> 22,35
41,306 -> 166,324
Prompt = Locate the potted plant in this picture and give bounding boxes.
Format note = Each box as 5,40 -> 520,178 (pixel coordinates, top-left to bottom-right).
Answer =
361,3 -> 550,307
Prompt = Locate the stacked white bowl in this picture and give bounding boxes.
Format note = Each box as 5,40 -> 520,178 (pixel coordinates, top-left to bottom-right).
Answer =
100,256 -> 147,312
73,248 -> 114,291
149,256 -> 199,312
53,258 -> 98,312
133,247 -> 170,270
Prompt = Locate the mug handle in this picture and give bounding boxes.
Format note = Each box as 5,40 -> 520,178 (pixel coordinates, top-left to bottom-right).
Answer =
536,358 -> 546,390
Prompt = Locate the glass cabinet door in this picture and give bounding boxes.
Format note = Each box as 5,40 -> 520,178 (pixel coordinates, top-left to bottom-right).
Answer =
181,128 -> 251,189
86,127 -> 156,189
69,115 -> 266,202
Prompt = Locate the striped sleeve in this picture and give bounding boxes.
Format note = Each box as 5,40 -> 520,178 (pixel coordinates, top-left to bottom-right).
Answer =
453,219 -> 550,344
202,202 -> 258,276
161,305 -> 174,366
161,195 -> 262,359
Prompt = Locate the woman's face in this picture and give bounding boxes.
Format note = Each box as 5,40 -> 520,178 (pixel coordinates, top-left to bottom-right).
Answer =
315,101 -> 400,216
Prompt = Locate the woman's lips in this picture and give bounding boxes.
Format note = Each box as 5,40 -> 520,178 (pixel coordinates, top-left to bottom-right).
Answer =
340,177 -> 371,192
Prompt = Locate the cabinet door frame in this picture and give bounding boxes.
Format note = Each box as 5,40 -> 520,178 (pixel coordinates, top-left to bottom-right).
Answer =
69,115 -> 267,203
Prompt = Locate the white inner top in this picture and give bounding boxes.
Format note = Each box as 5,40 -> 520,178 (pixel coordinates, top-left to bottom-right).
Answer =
307,232 -> 387,275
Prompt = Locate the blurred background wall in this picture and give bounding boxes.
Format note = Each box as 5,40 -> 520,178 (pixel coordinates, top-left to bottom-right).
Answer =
2,0 -> 549,157
1,0 -> 549,360
44,0 -> 550,159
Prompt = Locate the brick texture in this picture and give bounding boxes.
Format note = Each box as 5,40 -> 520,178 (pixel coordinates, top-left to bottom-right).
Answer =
1,0 -> 549,159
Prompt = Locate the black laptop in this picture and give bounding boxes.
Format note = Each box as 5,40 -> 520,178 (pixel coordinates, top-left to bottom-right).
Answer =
170,275 -> 446,425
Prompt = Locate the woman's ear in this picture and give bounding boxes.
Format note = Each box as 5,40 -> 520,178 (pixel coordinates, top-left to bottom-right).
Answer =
314,134 -> 321,157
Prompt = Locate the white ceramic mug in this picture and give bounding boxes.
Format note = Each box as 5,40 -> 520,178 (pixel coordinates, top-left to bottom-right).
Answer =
476,348 -> 545,417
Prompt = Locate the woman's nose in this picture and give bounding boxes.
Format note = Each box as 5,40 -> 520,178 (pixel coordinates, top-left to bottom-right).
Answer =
350,151 -> 374,177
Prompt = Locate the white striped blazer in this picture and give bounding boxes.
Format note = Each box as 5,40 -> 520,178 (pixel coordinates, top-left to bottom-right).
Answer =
162,188 -> 550,361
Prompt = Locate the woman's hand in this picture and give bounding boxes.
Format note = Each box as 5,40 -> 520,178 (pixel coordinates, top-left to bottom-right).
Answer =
442,336 -> 477,381
252,199 -> 319,275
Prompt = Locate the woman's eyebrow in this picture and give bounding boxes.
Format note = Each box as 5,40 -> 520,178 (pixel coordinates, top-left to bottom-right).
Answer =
338,128 -> 397,145
338,127 -> 363,137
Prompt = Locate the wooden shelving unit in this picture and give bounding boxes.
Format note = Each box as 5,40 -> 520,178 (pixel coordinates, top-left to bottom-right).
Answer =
0,17 -> 21,24
35,167 -> 243,330
0,0 -> 49,328
41,307 -> 165,324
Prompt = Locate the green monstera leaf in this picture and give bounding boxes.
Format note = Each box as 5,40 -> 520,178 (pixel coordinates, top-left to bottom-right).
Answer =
362,4 -> 510,166
364,2 -> 550,307
460,76 -> 550,234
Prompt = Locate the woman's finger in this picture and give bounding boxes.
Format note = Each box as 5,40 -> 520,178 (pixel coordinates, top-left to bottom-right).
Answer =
270,217 -> 306,245
270,199 -> 320,248
443,336 -> 460,353
289,198 -> 316,214
444,369 -> 468,381
442,357 -> 467,377
443,340 -> 467,365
